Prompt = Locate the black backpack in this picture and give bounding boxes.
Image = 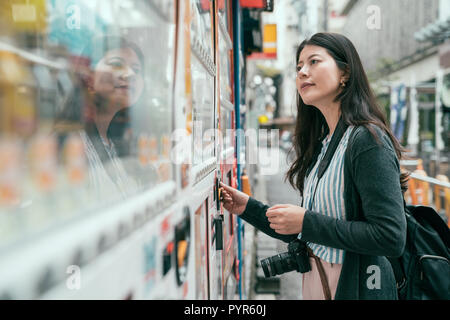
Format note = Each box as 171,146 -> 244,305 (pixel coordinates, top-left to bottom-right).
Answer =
388,203 -> 450,300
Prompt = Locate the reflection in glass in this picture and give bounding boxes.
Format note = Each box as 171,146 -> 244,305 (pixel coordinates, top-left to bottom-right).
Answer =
190,0 -> 215,165
56,35 -> 146,201
0,0 -> 175,246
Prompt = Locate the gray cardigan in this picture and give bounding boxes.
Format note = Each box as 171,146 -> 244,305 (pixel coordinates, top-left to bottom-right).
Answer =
240,124 -> 407,300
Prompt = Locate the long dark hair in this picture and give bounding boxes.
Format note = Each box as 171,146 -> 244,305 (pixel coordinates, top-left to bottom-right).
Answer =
286,33 -> 409,195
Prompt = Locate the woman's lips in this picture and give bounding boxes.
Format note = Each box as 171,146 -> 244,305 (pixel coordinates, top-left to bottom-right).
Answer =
301,83 -> 314,91
115,85 -> 133,94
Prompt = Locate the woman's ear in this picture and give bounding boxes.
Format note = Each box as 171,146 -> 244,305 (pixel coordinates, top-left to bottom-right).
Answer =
340,67 -> 350,87
341,66 -> 350,83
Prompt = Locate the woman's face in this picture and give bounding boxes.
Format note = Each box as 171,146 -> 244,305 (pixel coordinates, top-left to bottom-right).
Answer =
296,45 -> 344,107
92,47 -> 144,109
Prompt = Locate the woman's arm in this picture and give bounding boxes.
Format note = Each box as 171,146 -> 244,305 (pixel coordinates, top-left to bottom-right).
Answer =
240,197 -> 298,243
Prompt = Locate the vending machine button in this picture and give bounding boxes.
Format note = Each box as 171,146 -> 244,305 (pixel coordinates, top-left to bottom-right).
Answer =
145,205 -> 154,221
133,210 -> 144,230
36,267 -> 55,295
97,233 -> 110,254
117,222 -> 129,240
71,248 -> 84,267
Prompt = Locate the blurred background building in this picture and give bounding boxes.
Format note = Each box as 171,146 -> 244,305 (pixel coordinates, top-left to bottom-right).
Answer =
243,0 -> 449,177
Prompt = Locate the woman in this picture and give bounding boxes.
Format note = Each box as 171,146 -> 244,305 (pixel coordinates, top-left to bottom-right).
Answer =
56,36 -> 148,200
220,33 -> 409,300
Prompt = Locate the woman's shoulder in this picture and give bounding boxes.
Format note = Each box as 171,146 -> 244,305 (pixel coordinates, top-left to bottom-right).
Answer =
347,123 -> 395,156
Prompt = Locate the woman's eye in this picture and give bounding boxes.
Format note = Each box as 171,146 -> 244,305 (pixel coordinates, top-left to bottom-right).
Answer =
296,66 -> 302,72
311,59 -> 318,65
108,60 -> 124,68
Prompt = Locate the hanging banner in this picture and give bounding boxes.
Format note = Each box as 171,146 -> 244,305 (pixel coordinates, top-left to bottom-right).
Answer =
407,80 -> 419,147
247,24 -> 277,60
263,24 -> 276,55
390,84 -> 407,142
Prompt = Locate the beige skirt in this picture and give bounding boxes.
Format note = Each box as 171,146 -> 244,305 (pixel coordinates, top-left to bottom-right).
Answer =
302,256 -> 343,300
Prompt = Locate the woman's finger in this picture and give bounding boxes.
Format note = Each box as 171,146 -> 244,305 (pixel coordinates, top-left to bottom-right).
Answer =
220,189 -> 231,200
270,225 -> 287,234
269,204 -> 290,210
221,190 -> 231,198
219,182 -> 235,193
269,223 -> 279,230
274,228 -> 287,235
266,209 -> 284,218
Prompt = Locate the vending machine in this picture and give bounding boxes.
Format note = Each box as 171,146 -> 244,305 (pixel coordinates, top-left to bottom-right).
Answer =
0,0 -> 246,300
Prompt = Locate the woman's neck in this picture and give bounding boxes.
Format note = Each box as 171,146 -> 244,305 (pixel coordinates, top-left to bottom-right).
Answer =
94,111 -> 116,144
91,98 -> 125,144
316,101 -> 341,138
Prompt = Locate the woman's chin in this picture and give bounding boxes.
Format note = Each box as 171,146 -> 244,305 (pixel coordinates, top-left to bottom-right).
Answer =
300,96 -> 313,106
300,94 -> 320,107
111,96 -> 134,109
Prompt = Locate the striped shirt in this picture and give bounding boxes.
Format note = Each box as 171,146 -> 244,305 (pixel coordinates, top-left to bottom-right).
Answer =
80,131 -> 139,202
298,125 -> 354,264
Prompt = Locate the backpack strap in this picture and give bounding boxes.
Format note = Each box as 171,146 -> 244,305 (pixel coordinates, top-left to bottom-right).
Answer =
387,257 -> 406,290
409,205 -> 450,248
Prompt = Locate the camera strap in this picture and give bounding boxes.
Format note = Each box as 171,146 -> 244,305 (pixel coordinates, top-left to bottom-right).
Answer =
309,116 -> 349,208
317,116 -> 348,182
307,247 -> 332,300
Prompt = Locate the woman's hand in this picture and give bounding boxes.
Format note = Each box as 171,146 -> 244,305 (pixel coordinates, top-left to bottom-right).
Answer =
266,204 -> 306,235
219,182 -> 250,215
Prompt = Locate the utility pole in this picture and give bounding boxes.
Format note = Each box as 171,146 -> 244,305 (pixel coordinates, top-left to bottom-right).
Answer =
323,0 -> 329,31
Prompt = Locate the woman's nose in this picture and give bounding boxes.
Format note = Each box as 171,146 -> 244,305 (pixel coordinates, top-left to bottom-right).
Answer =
120,65 -> 136,80
297,66 -> 308,78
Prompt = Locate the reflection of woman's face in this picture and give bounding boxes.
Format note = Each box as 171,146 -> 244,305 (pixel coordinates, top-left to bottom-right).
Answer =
92,47 -> 144,109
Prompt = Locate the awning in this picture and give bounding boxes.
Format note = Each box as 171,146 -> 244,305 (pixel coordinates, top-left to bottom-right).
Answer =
414,17 -> 450,44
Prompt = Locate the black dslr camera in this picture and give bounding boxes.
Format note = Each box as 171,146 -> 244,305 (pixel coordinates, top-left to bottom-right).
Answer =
260,239 -> 311,277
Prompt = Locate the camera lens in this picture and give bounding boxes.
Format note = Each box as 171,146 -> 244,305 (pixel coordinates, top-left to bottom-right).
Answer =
260,252 -> 297,277
260,258 -> 272,278
271,255 -> 284,275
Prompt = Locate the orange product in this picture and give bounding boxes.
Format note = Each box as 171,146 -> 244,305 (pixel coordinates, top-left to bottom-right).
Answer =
161,135 -> 171,159
0,139 -> 22,206
64,134 -> 86,184
0,51 -> 37,138
149,135 -> 158,162
241,173 -> 252,196
29,134 -> 57,192
138,134 -> 150,165
0,0 -> 47,34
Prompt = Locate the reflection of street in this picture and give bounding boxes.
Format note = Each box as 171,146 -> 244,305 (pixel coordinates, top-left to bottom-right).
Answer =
254,147 -> 303,300
256,147 -> 281,176
268,149 -> 303,300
